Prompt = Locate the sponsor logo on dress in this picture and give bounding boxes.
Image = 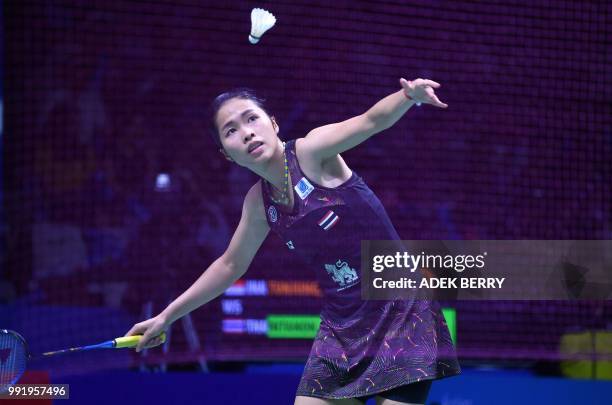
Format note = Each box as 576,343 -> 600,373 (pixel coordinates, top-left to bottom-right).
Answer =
317,210 -> 339,230
294,177 -> 314,200
324,259 -> 359,290
286,240 -> 295,250
268,205 -> 278,223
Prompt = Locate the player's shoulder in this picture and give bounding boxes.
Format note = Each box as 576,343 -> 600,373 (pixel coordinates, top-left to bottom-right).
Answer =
295,137 -> 352,188
243,180 -> 266,222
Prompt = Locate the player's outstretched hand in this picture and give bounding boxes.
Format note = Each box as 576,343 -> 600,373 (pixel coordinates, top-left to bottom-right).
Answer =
400,78 -> 448,108
124,315 -> 169,352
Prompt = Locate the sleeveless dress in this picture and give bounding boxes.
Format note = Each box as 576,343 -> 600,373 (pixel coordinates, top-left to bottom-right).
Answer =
260,140 -> 461,399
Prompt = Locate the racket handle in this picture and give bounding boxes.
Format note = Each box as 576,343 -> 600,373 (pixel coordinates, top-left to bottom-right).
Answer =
114,332 -> 167,349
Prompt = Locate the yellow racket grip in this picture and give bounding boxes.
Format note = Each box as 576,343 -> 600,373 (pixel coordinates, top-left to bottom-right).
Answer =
114,332 -> 167,349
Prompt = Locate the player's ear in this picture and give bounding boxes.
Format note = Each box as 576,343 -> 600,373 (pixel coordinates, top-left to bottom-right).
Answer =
270,116 -> 279,134
219,148 -> 234,162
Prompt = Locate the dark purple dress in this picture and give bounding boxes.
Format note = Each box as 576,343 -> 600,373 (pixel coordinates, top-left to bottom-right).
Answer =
261,140 -> 460,399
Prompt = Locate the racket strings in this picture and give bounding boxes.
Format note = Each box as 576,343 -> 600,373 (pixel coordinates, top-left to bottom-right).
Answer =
0,332 -> 27,389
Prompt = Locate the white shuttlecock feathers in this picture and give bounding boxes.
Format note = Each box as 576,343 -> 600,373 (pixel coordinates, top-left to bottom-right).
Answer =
249,8 -> 276,44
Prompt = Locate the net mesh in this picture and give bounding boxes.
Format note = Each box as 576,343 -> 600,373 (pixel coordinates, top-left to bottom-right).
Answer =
2,0 -> 611,371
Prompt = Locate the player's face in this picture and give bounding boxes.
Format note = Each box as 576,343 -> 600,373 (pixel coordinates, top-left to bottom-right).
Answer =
215,98 -> 279,167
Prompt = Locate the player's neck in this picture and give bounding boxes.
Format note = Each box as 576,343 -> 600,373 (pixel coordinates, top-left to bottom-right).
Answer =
249,139 -> 287,191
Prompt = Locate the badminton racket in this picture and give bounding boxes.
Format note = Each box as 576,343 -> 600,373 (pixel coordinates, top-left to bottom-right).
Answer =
0,329 -> 166,392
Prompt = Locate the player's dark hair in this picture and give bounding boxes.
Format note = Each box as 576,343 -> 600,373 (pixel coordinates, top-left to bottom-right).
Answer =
209,88 -> 269,149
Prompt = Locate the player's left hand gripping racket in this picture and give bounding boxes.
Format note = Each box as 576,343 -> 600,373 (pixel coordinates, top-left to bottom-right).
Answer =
0,329 -> 166,392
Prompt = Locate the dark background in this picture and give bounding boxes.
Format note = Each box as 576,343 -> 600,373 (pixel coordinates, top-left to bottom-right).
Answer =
2,0 -> 611,378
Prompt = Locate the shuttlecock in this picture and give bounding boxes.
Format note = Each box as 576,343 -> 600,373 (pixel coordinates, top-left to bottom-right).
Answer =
249,8 -> 276,44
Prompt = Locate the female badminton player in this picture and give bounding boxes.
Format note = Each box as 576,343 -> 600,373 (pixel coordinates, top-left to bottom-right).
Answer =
126,78 -> 461,404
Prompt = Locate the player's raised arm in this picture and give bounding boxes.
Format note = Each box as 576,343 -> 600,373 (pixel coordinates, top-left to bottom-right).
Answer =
125,182 -> 270,351
299,78 -> 447,162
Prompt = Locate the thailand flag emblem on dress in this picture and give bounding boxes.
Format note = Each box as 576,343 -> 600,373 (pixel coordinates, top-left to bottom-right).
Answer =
318,210 -> 339,230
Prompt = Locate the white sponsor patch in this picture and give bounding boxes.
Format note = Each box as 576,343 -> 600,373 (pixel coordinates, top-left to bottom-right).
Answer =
294,177 -> 314,200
